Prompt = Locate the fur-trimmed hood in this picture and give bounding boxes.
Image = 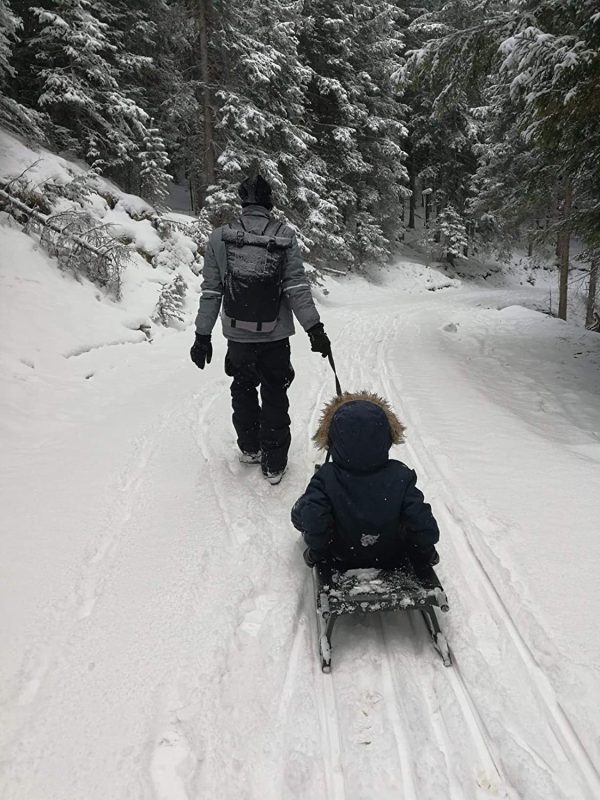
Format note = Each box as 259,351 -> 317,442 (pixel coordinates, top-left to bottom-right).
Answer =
313,392 -> 405,472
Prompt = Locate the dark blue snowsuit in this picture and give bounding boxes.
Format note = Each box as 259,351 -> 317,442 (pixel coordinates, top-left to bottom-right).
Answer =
291,400 -> 439,569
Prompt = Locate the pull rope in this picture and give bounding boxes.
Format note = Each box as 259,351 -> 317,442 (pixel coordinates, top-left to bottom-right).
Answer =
327,349 -> 343,397
324,348 -> 342,465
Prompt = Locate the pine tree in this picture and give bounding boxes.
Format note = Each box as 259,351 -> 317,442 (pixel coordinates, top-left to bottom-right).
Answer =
0,0 -> 20,80
497,0 -> 600,318
299,0 -> 366,266
436,204 -> 468,265
300,0 -> 409,267
405,0 -> 511,243
201,0 -> 329,257
0,1 -> 46,138
29,0 -> 149,174
153,273 -> 188,328
349,1 -> 409,258
469,69 -> 555,253
139,118 -> 172,207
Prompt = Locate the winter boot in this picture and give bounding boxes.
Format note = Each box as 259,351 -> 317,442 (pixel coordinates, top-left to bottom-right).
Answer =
263,467 -> 286,485
240,450 -> 261,464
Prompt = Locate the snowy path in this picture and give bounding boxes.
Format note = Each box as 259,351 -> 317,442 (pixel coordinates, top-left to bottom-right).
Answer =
2,265 -> 600,799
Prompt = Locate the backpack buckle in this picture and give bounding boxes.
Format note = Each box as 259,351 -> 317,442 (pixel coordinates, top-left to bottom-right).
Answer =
266,238 -> 276,252
236,231 -> 245,247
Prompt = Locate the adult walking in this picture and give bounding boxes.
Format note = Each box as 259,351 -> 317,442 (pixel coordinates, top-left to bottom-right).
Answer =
190,175 -> 331,484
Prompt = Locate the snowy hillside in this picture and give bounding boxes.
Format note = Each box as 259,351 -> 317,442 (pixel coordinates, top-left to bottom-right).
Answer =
2,132 -> 600,800
0,127 -> 202,333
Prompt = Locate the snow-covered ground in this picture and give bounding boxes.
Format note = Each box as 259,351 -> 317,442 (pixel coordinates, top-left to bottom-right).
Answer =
1,214 -> 600,799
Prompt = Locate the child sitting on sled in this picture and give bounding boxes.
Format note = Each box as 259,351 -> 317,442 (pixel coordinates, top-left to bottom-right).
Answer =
291,392 -> 440,570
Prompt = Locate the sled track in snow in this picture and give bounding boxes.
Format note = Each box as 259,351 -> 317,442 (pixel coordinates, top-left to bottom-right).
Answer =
378,618 -> 419,800
377,312 -> 600,799
379,600 -> 511,799
314,641 -> 347,799
382,613 -> 469,800
441,496 -> 600,795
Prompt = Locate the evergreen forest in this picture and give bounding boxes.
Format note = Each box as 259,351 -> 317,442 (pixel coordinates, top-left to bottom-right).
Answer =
1,0 -> 598,322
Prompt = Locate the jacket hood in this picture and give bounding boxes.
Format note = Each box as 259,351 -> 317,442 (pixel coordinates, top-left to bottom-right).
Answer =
314,392 -> 405,472
239,175 -> 273,209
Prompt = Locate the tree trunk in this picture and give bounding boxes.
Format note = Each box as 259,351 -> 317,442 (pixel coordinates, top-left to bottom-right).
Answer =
408,161 -> 416,229
434,203 -> 441,243
197,0 -> 216,201
586,256 -> 599,329
557,180 -> 572,321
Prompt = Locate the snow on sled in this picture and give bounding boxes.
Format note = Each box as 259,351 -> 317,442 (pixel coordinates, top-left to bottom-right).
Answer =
313,558 -> 451,672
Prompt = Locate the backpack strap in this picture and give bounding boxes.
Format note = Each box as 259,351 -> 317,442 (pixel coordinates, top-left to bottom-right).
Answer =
265,220 -> 285,252
238,216 -> 273,236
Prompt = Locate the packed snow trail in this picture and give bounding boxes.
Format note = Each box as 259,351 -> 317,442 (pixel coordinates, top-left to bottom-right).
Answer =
2,261 -> 600,799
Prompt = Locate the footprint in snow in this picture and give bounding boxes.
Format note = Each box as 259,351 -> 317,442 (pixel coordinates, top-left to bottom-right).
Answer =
443,322 -> 459,333
238,595 -> 276,638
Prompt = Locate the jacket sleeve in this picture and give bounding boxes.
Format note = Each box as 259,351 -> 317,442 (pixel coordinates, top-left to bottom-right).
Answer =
282,235 -> 321,331
401,470 -> 440,549
195,237 -> 223,335
291,471 -> 334,555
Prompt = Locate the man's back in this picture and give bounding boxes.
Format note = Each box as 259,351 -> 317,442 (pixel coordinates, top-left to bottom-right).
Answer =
196,203 -> 318,343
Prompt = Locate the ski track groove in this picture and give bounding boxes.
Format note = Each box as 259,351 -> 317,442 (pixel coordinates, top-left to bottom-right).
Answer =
377,616 -> 419,800
380,612 -> 472,800
378,307 -> 600,799
275,582 -> 309,721
273,580 -> 324,799
444,649 -> 510,790
315,657 -> 347,800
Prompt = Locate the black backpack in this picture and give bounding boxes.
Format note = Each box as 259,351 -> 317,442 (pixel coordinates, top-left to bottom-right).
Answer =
221,217 -> 292,333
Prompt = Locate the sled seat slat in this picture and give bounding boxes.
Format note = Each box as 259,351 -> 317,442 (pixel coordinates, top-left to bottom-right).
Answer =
316,558 -> 449,617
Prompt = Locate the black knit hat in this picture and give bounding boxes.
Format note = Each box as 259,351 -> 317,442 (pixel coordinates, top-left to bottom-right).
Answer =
238,175 -> 273,209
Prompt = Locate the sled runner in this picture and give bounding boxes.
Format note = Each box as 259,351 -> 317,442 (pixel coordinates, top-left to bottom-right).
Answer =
312,557 -> 451,672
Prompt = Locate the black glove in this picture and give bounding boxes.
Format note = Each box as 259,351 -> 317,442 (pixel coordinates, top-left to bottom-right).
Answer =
411,545 -> 440,569
303,547 -> 326,568
190,333 -> 212,369
307,323 -> 331,358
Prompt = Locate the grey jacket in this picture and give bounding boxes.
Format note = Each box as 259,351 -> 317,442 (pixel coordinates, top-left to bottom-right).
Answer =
195,205 -> 321,343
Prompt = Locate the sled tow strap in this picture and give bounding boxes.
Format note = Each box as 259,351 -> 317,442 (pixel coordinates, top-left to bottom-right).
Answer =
328,350 -> 343,397
324,350 -> 342,465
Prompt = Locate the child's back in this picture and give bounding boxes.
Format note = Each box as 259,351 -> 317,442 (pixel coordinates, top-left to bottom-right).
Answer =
291,393 -> 439,569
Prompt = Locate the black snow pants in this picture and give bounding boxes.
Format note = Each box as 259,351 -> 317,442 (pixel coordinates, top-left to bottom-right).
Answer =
225,338 -> 295,475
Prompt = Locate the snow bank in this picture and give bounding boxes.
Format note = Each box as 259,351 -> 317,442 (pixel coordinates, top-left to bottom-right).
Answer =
0,128 -> 202,334
0,128 -> 76,186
